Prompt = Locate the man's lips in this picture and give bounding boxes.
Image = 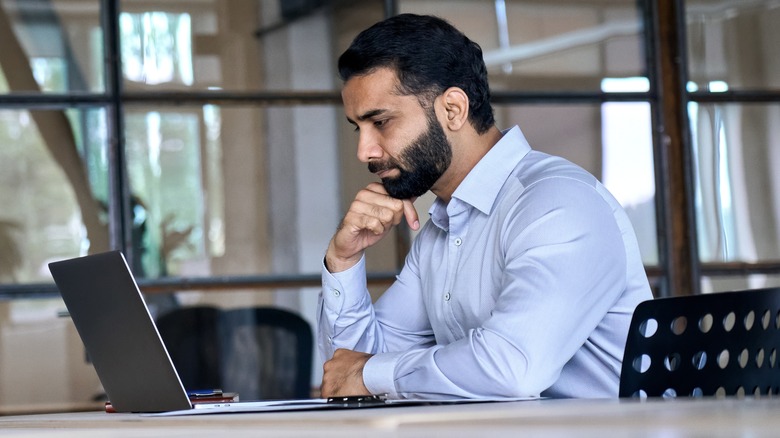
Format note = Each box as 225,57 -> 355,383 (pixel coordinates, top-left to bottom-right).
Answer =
376,168 -> 400,179
369,161 -> 400,179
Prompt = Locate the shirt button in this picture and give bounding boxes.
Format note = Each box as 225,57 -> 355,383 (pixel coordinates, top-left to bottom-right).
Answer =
333,289 -> 341,297
454,237 -> 462,246
444,292 -> 451,301
328,336 -> 333,345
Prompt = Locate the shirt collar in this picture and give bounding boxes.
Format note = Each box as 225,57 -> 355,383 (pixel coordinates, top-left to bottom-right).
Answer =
429,125 -> 531,224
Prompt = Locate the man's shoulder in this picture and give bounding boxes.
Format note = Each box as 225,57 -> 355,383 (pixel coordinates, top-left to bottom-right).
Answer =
509,150 -> 599,195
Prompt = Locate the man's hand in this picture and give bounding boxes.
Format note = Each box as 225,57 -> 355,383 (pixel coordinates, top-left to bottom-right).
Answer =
321,349 -> 374,397
325,182 -> 419,273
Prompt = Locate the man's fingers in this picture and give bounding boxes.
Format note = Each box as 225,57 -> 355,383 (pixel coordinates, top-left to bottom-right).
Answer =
359,184 -> 419,230
364,183 -> 419,230
344,203 -> 396,235
348,196 -> 405,230
403,198 -> 419,230
328,184 -> 419,269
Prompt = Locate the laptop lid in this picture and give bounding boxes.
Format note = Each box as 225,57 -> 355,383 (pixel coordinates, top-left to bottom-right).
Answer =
49,251 -> 192,413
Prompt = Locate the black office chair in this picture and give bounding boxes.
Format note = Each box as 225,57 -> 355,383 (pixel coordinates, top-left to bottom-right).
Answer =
219,308 -> 314,400
156,306 -> 313,400
619,287 -> 780,398
156,306 -> 222,392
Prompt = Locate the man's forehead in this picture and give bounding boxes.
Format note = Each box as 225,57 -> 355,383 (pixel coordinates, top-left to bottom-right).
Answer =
343,68 -> 398,98
341,68 -> 412,118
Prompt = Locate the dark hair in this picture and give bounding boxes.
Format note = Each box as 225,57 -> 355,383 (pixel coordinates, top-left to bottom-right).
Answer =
338,14 -> 495,134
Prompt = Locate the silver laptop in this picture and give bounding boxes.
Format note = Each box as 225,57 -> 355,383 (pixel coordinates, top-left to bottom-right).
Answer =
50,251 -> 196,413
49,251 -> 342,414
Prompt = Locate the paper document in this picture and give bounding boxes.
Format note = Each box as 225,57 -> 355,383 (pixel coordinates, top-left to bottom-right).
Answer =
145,396 -> 538,417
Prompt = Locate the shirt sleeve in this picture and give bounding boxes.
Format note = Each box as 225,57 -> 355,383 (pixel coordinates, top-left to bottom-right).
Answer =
363,179 -> 630,399
318,249 -> 435,365
318,255 -> 374,361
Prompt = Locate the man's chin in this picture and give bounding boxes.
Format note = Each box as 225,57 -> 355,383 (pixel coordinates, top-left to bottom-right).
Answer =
381,179 -> 427,200
380,179 -> 404,199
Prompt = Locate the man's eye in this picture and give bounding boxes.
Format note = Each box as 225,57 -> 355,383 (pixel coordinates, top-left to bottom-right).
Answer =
374,119 -> 387,128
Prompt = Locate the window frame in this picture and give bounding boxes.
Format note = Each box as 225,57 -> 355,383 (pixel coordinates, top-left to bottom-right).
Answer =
1,0 -> 777,299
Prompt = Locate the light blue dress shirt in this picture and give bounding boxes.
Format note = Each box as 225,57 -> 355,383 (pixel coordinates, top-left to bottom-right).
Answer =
319,125 -> 653,399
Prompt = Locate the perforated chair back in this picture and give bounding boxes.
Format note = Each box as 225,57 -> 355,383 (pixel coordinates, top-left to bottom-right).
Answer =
619,287 -> 780,398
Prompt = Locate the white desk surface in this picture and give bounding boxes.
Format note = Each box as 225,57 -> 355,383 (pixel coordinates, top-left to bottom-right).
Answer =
1,397 -> 778,437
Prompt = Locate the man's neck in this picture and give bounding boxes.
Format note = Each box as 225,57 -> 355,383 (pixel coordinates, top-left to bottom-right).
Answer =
431,126 -> 504,204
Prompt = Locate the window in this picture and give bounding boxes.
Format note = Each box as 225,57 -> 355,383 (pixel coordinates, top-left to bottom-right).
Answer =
685,0 -> 780,292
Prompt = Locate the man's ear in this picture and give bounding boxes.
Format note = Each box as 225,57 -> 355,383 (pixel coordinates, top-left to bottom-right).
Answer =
438,87 -> 469,131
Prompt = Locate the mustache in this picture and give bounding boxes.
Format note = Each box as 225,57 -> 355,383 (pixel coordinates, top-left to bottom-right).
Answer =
368,160 -> 400,175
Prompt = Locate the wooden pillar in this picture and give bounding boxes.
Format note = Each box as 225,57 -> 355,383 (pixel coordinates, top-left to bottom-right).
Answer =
655,0 -> 699,296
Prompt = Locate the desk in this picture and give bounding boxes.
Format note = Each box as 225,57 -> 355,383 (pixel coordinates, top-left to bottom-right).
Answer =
0,397 -> 778,437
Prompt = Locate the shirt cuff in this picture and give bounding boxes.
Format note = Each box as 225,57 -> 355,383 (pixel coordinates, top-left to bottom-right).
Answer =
363,351 -> 404,398
321,255 -> 368,313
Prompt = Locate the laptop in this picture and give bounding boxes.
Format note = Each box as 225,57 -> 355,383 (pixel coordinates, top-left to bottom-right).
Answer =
49,250 -> 341,414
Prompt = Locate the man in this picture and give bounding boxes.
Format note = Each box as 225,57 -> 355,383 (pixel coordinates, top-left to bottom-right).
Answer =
318,13 -> 652,400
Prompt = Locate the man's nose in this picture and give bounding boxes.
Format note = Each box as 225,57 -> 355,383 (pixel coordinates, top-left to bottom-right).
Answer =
356,131 -> 383,163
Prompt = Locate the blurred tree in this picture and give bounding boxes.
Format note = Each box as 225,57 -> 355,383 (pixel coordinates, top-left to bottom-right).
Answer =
0,3 -> 109,255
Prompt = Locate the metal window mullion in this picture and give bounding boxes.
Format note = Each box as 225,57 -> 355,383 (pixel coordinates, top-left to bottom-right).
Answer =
102,0 -> 133,263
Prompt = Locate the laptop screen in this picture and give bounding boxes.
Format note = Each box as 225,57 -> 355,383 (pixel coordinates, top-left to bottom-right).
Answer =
49,251 -> 192,413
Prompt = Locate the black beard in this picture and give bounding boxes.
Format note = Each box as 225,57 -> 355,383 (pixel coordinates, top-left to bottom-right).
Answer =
368,113 -> 452,199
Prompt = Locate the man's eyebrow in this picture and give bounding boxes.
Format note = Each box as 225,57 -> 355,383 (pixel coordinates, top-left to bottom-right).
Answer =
357,109 -> 387,122
345,109 -> 387,126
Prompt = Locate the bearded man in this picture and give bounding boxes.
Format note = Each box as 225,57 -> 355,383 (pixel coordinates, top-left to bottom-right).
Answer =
318,13 -> 652,400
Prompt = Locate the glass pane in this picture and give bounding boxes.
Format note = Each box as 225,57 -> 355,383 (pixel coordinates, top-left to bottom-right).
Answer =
702,274 -> 780,294
686,0 -> 780,92
0,108 -> 109,284
0,297 -> 103,410
494,103 -> 659,265
399,0 -> 647,92
119,0 -> 383,92
0,0 -> 104,93
690,103 -> 780,262
123,104 -> 344,279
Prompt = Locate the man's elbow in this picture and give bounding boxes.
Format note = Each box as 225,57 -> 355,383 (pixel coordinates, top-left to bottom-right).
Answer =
495,370 -> 553,398
477,358 -> 555,398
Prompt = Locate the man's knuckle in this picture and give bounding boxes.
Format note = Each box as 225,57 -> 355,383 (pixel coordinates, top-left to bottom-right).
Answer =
368,205 -> 384,219
365,216 -> 383,231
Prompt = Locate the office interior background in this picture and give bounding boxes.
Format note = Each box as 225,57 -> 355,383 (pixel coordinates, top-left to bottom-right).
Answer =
0,0 -> 778,410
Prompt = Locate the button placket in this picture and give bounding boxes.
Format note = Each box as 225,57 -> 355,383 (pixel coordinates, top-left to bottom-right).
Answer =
440,202 -> 470,339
